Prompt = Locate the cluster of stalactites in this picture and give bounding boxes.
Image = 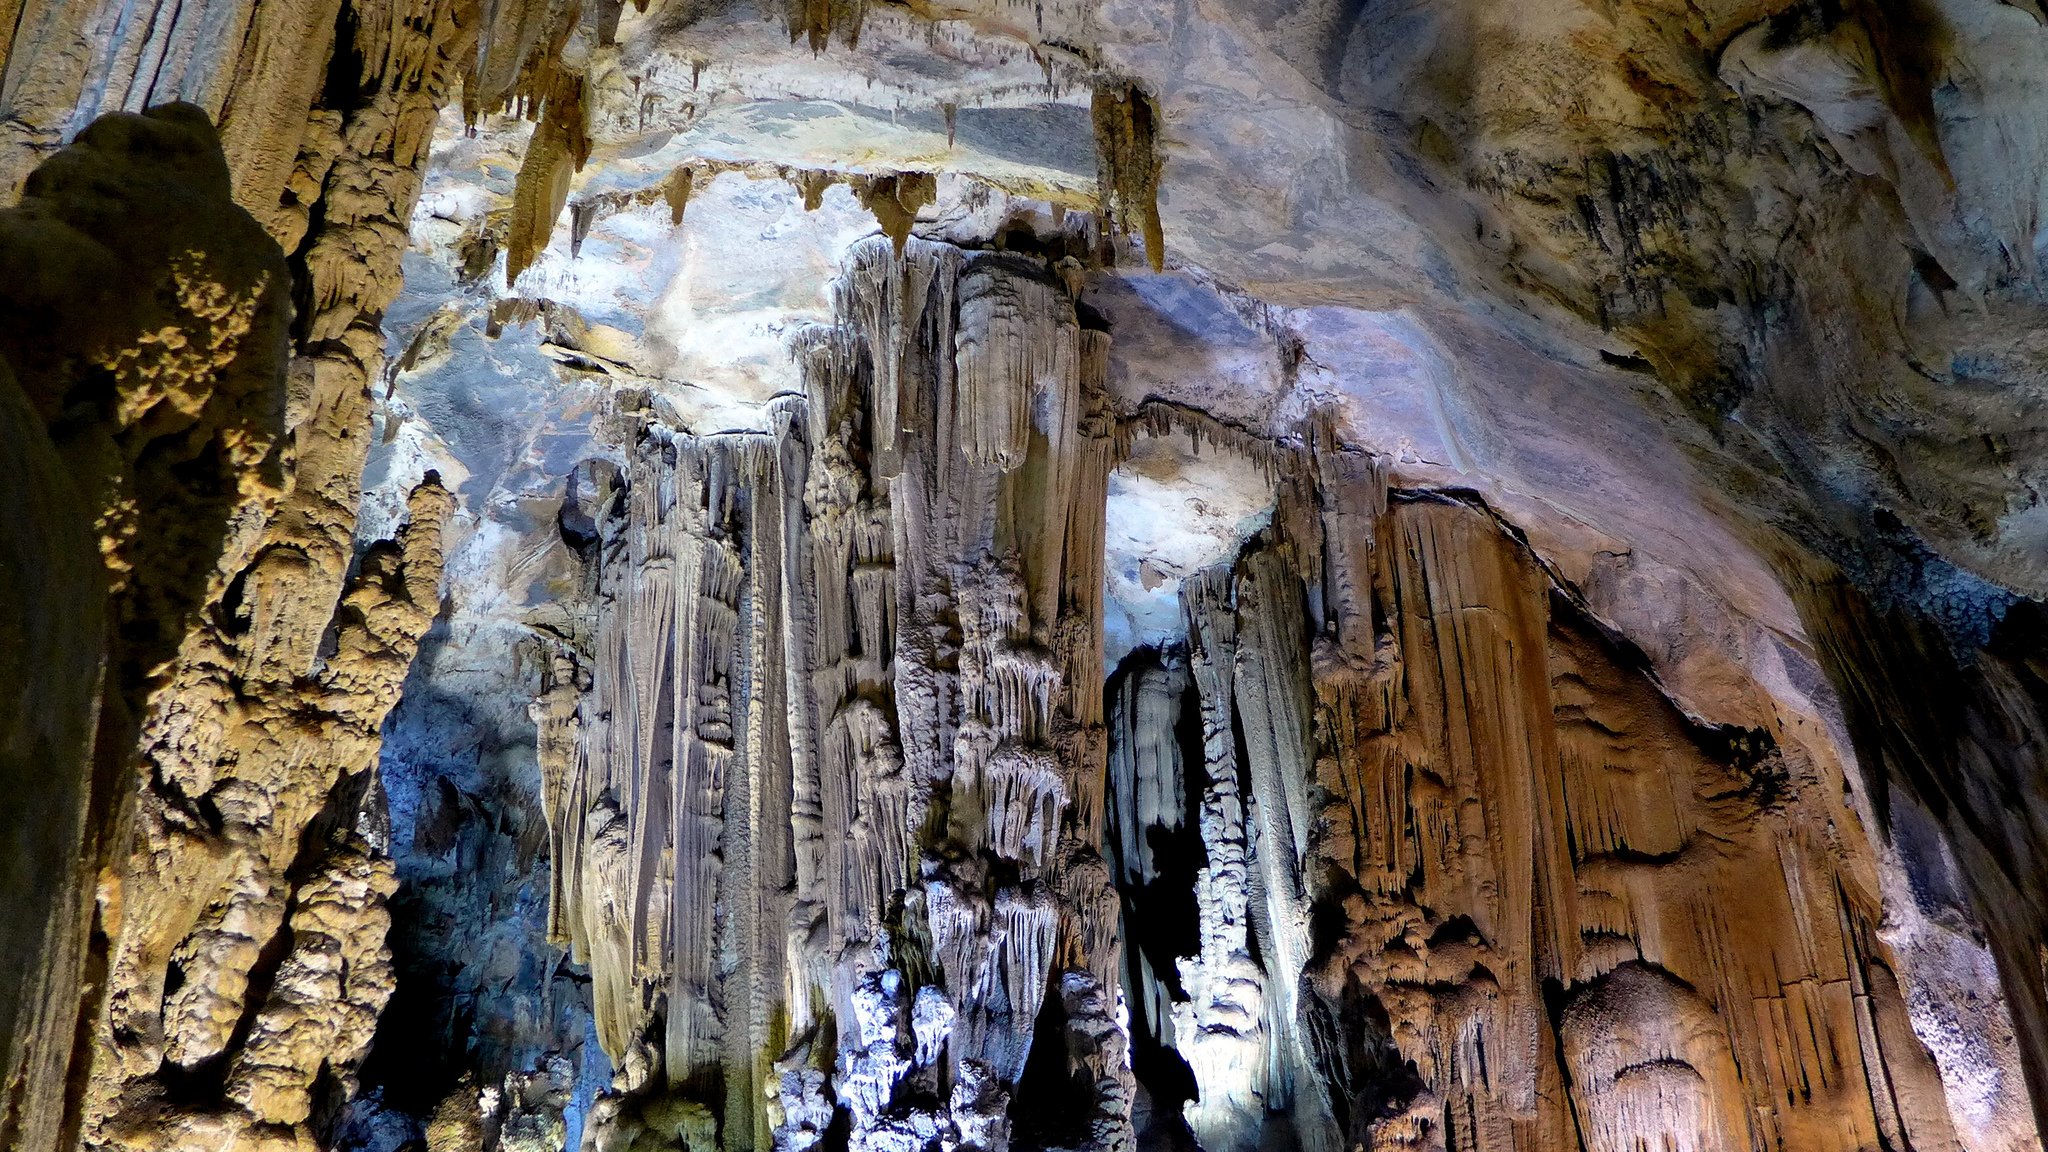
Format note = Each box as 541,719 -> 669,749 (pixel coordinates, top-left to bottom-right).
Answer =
465,6 -> 1173,298
469,13 -> 1167,293
1098,416 -> 1970,1152
513,153 -> 951,290
541,235 -> 1133,1152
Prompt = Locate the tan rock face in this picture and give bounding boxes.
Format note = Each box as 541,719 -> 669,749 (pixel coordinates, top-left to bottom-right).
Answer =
1,2 -> 491,1148
0,102 -> 291,1152
5,1 -> 2048,1151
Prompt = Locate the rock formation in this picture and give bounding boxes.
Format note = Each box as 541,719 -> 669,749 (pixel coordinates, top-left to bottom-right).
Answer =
0,96 -> 455,1152
1106,465 -> 1967,1152
533,238 -> 1130,1152
3,1 -> 2048,1152
0,101 -> 293,1152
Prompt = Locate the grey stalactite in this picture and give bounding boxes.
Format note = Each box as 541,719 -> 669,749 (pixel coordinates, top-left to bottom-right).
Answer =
545,236 -> 1135,1152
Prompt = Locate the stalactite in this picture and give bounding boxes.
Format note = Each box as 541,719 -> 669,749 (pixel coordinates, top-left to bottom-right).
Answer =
666,165 -> 694,226
3,5 -> 2037,1152
545,235 -> 1135,1152
851,172 -> 937,255
1091,80 -> 1166,273
1106,653 -> 1188,892
506,70 -> 590,286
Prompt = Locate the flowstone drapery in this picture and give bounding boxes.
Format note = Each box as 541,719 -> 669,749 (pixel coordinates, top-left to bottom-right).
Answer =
534,232 -> 1978,1152
539,236 -> 1132,1152
1104,444 -> 1969,1152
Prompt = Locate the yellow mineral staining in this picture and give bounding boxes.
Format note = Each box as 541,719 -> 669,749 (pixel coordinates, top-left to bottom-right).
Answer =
851,171 -> 937,254
506,71 -> 591,286
665,164 -> 695,226
1091,80 -> 1166,273
90,252 -> 273,587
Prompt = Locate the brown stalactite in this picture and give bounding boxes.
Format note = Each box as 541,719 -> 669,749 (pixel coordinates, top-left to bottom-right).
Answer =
506,69 -> 589,287
784,0 -> 867,53
851,172 -> 938,256
1091,81 -> 1165,274
665,165 -> 694,226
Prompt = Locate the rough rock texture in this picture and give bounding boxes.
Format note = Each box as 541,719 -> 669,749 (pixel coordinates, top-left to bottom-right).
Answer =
0,102 -> 291,1152
7,0 -> 2048,1150
0,1 -> 516,1147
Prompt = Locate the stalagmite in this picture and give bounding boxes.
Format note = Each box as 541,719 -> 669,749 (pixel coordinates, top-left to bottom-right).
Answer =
0,2 -> 594,1146
1169,566 -> 1271,1152
0,102 -> 292,1152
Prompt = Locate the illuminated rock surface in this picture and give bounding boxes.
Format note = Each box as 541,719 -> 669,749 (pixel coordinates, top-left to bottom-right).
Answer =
3,2 -> 2048,1151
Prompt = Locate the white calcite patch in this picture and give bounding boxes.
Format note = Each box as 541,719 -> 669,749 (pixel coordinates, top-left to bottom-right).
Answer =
1103,431 -> 1275,670
642,175 -> 876,428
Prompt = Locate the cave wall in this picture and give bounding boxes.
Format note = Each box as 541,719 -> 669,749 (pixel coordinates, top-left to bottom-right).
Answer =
4,0 -> 2048,1150
0,2 -> 546,1148
524,233 -> 2013,1152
